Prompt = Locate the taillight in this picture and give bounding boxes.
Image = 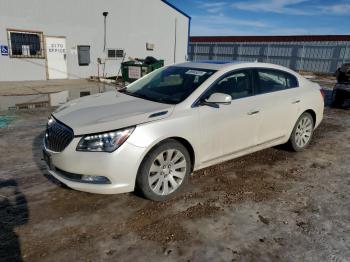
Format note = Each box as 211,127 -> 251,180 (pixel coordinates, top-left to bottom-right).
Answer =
320,89 -> 325,100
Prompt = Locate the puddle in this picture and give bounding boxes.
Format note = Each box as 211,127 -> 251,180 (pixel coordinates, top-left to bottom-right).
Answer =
0,85 -> 116,111
0,115 -> 16,128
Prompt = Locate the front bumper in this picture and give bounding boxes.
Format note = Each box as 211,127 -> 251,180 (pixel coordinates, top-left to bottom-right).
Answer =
43,137 -> 147,194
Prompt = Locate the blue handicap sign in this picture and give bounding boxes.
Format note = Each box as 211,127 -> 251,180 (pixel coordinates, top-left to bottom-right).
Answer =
1,45 -> 9,56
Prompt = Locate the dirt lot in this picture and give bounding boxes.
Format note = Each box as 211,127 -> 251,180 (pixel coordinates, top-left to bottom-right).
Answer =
0,104 -> 350,261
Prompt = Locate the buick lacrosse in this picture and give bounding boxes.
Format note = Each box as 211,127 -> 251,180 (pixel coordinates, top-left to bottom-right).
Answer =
43,62 -> 324,201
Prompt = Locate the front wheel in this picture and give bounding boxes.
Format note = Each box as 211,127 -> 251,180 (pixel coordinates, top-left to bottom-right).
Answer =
136,140 -> 191,201
288,112 -> 314,152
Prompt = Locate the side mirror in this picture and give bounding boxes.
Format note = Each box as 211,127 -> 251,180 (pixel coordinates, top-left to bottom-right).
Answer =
205,93 -> 232,105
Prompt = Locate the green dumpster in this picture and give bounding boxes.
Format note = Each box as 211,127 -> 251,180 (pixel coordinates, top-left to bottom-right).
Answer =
121,57 -> 164,83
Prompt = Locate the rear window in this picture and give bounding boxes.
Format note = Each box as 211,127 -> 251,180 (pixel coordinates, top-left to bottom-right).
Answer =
256,69 -> 298,94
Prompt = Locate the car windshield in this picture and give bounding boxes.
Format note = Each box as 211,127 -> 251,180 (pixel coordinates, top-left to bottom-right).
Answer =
120,66 -> 216,104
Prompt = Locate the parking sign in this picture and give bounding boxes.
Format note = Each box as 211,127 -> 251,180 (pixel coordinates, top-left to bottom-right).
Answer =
1,45 -> 9,56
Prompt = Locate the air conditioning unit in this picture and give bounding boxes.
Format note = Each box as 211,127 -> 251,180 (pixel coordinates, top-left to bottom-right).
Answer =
107,48 -> 124,59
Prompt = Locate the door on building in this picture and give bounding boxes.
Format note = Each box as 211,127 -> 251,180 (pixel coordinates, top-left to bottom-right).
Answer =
45,36 -> 68,79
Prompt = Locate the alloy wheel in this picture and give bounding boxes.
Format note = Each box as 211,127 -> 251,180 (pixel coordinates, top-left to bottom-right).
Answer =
148,149 -> 187,196
294,116 -> 313,148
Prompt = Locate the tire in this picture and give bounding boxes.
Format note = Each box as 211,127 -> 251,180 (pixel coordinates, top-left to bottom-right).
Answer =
136,139 -> 191,201
331,90 -> 343,108
288,112 -> 314,152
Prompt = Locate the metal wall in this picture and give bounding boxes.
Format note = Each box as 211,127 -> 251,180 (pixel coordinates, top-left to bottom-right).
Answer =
189,41 -> 350,74
0,0 -> 189,81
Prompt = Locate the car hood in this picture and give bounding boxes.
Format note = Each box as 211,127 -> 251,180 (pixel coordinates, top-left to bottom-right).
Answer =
53,91 -> 174,135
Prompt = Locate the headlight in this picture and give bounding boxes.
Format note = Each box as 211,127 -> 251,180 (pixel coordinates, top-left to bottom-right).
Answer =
47,116 -> 55,127
76,127 -> 135,152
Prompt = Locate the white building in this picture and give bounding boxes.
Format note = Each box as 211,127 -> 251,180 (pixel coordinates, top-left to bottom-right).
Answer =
0,0 -> 190,81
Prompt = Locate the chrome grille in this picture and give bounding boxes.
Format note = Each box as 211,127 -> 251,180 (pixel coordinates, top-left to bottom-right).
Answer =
44,118 -> 74,152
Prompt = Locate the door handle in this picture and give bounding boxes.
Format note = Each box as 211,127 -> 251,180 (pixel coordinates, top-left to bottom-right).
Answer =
247,110 -> 260,115
292,99 -> 301,104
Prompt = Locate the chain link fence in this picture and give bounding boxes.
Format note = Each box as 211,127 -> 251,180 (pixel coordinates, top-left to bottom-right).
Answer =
188,41 -> 350,74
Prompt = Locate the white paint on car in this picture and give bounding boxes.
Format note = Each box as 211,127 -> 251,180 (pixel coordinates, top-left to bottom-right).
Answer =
43,61 -> 324,197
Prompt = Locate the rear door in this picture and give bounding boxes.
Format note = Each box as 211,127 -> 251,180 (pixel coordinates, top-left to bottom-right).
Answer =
253,68 -> 301,145
197,69 -> 261,162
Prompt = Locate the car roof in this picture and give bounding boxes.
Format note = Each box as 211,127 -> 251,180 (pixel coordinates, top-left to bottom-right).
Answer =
175,61 -> 246,70
175,61 -> 299,75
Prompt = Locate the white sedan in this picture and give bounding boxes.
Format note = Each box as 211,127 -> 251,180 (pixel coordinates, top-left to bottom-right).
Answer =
43,62 -> 324,201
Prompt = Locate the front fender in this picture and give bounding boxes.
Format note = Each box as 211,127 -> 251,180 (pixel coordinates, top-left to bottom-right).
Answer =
126,111 -> 201,169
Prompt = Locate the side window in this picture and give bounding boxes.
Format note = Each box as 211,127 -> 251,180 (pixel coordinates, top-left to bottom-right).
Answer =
286,73 -> 298,88
207,70 -> 253,100
256,69 -> 298,94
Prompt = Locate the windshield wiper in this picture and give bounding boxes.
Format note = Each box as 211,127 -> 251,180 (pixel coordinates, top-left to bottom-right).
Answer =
118,87 -> 127,92
119,90 -> 153,101
135,93 -> 160,102
119,90 -> 176,104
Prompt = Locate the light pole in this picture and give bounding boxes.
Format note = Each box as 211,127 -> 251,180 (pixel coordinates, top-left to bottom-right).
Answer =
103,12 -> 109,52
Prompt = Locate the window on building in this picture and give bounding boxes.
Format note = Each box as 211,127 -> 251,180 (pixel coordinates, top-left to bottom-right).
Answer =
77,45 -> 90,66
107,49 -> 124,59
255,69 -> 299,94
7,30 -> 44,58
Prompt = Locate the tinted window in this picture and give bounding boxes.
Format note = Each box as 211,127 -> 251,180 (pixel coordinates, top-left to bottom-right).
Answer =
256,69 -> 298,94
121,67 -> 216,104
206,70 -> 253,100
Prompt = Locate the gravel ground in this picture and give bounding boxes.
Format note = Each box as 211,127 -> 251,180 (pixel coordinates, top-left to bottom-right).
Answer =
0,106 -> 349,262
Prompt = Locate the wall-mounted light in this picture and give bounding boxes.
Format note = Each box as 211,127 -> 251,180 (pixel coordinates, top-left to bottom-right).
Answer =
146,43 -> 155,51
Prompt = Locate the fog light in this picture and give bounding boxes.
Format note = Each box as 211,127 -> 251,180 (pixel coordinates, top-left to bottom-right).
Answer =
81,175 -> 110,184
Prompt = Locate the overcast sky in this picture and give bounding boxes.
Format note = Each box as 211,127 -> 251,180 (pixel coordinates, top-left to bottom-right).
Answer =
167,0 -> 350,36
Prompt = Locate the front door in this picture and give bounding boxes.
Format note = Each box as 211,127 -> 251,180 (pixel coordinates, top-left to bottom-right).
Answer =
45,36 -> 68,79
197,69 -> 261,163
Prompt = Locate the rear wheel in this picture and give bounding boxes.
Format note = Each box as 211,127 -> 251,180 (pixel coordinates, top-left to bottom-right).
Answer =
136,140 -> 191,201
288,112 -> 314,152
